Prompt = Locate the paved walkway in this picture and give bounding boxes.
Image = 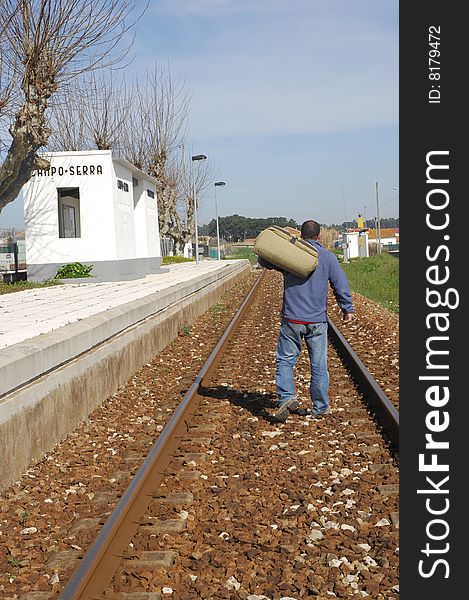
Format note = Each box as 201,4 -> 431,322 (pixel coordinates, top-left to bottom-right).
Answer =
0,261 -> 244,349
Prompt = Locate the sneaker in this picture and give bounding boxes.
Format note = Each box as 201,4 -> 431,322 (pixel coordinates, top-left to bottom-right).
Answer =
308,406 -> 331,418
273,397 -> 300,422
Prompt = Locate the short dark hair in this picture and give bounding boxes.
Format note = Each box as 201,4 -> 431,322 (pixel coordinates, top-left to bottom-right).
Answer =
301,220 -> 320,239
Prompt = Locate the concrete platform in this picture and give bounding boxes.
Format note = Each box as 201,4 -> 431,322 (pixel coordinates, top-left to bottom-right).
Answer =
0,260 -> 251,490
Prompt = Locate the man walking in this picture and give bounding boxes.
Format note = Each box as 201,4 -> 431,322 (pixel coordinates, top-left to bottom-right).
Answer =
258,220 -> 354,422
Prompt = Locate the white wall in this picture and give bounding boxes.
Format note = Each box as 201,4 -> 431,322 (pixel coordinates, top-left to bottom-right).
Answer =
144,182 -> 160,257
132,178 -> 160,259
23,151 -> 116,266
23,151 -> 162,276
344,233 -> 359,259
112,161 -> 137,260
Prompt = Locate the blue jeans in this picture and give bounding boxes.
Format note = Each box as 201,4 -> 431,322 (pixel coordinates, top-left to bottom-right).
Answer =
275,319 -> 330,414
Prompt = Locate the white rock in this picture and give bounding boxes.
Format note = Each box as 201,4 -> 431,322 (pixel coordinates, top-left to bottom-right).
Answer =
162,587 -> 173,595
307,529 -> 323,541
340,524 -> 356,532
189,575 -> 198,582
340,488 -> 355,496
225,576 -> 241,590
262,430 -> 283,437
375,518 -> 391,527
392,585 -> 399,592
324,521 -> 339,529
20,527 -> 38,535
247,596 -> 271,600
357,543 -> 371,552
363,556 -> 378,566
50,572 -> 60,584
219,532 -> 230,540
340,468 -> 353,476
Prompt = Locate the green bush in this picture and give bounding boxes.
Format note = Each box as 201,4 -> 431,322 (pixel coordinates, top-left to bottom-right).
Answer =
54,262 -> 93,279
162,256 -> 194,265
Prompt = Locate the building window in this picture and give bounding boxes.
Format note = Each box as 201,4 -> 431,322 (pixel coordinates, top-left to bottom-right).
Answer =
147,189 -> 155,198
58,188 -> 81,238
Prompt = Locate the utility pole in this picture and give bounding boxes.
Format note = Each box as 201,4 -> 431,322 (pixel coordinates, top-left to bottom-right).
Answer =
375,181 -> 382,255
341,184 -> 347,230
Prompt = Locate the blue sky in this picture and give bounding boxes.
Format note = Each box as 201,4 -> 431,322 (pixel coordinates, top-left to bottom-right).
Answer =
0,0 -> 398,229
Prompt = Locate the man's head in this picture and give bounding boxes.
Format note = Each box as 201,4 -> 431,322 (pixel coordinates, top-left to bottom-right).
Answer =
301,220 -> 320,240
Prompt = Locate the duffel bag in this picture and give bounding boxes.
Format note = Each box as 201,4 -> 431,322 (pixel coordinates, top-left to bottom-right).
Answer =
254,226 -> 318,278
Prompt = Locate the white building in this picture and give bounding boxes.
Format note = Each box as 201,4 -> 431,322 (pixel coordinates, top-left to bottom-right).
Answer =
22,150 -> 165,281
342,231 -> 369,260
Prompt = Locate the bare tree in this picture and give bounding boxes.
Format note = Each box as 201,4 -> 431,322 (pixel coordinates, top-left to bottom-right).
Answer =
171,146 -> 216,255
48,72 -> 131,152
43,59 -> 203,256
46,89 -> 89,152
121,64 -> 191,253
0,0 -> 147,213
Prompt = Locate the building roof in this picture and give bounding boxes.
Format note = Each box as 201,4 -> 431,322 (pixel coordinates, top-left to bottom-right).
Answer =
368,228 -> 399,239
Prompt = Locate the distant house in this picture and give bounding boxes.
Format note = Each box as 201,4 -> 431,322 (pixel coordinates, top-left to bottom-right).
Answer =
368,228 -> 399,247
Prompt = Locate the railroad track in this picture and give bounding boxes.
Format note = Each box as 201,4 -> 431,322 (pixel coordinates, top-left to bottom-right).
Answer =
54,269 -> 399,600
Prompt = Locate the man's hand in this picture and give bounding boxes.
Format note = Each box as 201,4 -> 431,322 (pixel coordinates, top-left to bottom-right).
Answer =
342,311 -> 354,324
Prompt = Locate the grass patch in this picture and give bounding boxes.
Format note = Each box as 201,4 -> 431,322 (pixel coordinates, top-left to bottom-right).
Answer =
0,279 -> 61,295
180,324 -> 192,336
341,254 -> 399,313
224,246 -> 258,265
162,256 -> 194,265
210,303 -> 225,313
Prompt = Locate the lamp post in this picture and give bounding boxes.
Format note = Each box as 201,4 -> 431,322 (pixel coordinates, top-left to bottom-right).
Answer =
191,154 -> 207,264
375,181 -> 381,255
214,181 -> 226,260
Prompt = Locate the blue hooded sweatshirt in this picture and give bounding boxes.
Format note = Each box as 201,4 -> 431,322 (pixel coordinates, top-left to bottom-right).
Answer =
258,239 -> 354,322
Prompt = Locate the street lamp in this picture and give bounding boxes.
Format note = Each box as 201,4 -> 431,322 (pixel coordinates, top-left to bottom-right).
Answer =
191,154 -> 207,264
214,181 -> 226,260
375,181 -> 381,255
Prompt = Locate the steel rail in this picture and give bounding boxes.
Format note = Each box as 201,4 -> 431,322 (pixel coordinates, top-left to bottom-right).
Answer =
59,270 -> 266,600
327,316 -> 399,449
